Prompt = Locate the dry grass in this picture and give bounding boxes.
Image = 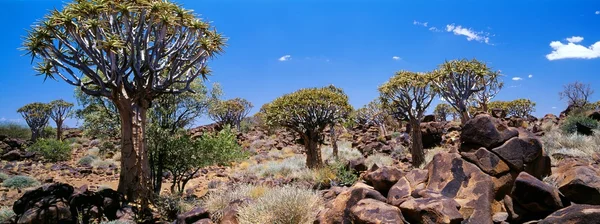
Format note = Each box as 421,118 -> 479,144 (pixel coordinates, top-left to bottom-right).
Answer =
202,185 -> 270,222
237,185 -> 322,224
420,146 -> 448,169
541,127 -> 600,165
322,141 -> 363,163
365,153 -> 394,169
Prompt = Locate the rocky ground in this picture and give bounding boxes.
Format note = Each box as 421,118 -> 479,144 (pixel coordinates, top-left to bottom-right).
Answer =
2,112 -> 600,223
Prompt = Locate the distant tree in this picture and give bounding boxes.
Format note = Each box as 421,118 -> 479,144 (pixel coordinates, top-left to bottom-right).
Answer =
75,88 -> 121,139
208,98 -> 253,131
473,76 -> 503,112
17,102 -> 51,141
559,81 -> 594,108
263,86 -> 352,168
507,99 -> 536,118
355,99 -> 388,135
24,0 -> 226,204
432,59 -> 501,124
379,71 -> 436,167
433,103 -> 452,121
48,99 -> 73,140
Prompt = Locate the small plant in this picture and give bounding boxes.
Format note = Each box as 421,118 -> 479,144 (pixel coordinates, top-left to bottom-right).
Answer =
203,185 -> 258,222
365,153 -> 394,169
328,161 -> 358,186
78,155 -> 98,166
155,194 -> 197,221
237,185 -> 322,224
391,132 -> 402,138
0,207 -> 15,224
0,173 -> 8,181
2,175 -> 39,189
99,141 -> 116,155
27,138 -> 72,162
87,147 -> 100,156
561,115 -> 599,135
91,159 -> 116,169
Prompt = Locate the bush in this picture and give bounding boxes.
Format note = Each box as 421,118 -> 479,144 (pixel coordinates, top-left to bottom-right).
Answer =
561,115 -> 599,135
0,122 -> 30,139
237,185 -> 321,224
2,175 -> 39,189
154,194 -> 197,221
99,140 -> 116,155
365,153 -> 394,169
27,138 -> 72,162
0,173 -> 8,181
0,207 -> 15,224
91,159 -> 116,169
78,155 -> 98,166
203,185 -> 262,222
41,126 -> 56,139
328,161 -> 357,186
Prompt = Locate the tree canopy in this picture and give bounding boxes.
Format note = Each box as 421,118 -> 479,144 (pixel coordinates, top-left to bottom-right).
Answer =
49,99 -> 74,140
559,81 -> 594,108
17,102 -> 52,141
208,98 -> 253,130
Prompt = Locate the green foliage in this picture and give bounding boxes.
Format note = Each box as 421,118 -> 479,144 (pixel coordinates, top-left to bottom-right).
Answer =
2,175 -> 39,189
237,185 -> 322,224
27,138 -> 71,162
208,98 -> 253,130
78,155 -> 97,166
507,98 -> 536,117
49,99 -> 74,140
561,115 -> 600,135
41,126 -> 56,139
0,122 -> 31,139
74,88 -> 121,139
0,173 -> 8,181
355,99 -> 387,127
433,103 -> 454,121
328,161 -> 358,186
0,207 -> 15,224
379,71 -> 436,120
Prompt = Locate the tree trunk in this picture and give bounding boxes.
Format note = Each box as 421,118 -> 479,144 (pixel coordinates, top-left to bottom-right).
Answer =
410,119 -> 425,167
56,120 -> 63,141
115,99 -> 152,208
481,102 -> 489,113
31,128 -> 40,142
330,124 -> 338,160
460,111 -> 470,125
304,132 -> 323,169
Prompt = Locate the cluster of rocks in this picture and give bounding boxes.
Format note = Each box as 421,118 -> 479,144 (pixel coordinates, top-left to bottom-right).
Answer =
0,135 -> 33,162
313,114 -> 600,224
4,183 -> 133,224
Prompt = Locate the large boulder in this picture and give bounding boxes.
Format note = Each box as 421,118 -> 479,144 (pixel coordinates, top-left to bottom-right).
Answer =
176,207 -> 210,224
1,150 -> 23,161
539,204 -> 600,224
363,165 -> 404,195
510,172 -> 568,214
460,114 -> 518,149
425,153 -> 494,224
399,196 -> 463,224
553,164 -> 600,205
460,148 -> 509,177
350,199 -> 405,224
316,183 -> 387,224
13,183 -> 75,224
387,177 -> 411,207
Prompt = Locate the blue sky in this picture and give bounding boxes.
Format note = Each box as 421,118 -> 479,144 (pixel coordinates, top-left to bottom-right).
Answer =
1,0 -> 599,127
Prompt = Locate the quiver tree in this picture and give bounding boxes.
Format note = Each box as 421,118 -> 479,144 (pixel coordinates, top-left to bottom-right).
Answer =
49,99 -> 73,140
433,103 -> 452,121
263,86 -> 352,169
473,76 -> 503,112
24,0 -> 225,204
17,102 -> 52,141
507,99 -> 536,118
379,71 -> 436,167
432,59 -> 501,124
559,81 -> 594,108
355,99 -> 388,135
208,98 -> 253,130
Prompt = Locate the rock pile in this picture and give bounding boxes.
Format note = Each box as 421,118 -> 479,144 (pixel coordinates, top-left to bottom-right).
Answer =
0,135 -> 31,162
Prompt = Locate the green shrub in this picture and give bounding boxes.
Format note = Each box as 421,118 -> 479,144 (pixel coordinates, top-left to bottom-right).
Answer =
0,173 -> 8,181
0,122 -> 30,139
91,159 -> 116,169
41,126 -> 56,139
78,155 -> 98,166
2,175 -> 39,189
87,147 -> 100,156
27,138 -> 72,162
154,194 -> 197,221
0,207 -> 15,223
237,185 -> 321,224
328,161 -> 357,186
99,141 -> 116,155
561,115 -> 599,135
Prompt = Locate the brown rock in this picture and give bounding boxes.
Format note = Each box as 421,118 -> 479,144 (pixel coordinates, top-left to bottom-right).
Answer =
426,153 -> 494,224
460,114 -> 518,149
461,148 -> 510,176
403,169 -> 428,189
176,207 -> 210,224
539,204 -> 600,224
557,166 -> 600,205
399,196 -> 463,224
350,198 -> 405,224
317,183 -> 387,224
510,172 -> 569,220
363,165 -> 404,195
387,177 -> 411,206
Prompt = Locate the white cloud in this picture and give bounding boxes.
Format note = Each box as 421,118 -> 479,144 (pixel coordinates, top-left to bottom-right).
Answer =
566,36 -> 584,43
428,27 -> 442,32
413,20 -> 428,27
392,56 -> 401,60
596,11 -> 600,15
528,74 -> 533,78
512,77 -> 523,81
546,37 -> 600,60
278,55 -> 291,61
445,24 -> 491,44
552,106 -> 558,109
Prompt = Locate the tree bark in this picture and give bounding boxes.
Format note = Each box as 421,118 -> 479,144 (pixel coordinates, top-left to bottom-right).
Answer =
330,124 -> 338,160
304,132 -> 323,169
114,98 -> 152,208
56,120 -> 63,141
31,129 -> 41,142
460,110 -> 470,125
410,119 -> 425,167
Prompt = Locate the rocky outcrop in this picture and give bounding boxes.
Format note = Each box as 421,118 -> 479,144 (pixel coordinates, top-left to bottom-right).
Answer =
504,172 -> 569,222
11,183 -> 131,224
539,204 -> 600,224
350,199 -> 405,224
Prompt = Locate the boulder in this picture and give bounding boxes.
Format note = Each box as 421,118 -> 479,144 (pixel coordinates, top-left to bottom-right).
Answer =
422,115 -> 437,122
426,153 -> 494,224
1,150 -> 23,161
346,158 -> 368,174
509,172 -> 569,221
460,114 -> 518,149
387,177 -> 411,207
350,199 -> 405,224
421,122 -> 444,149
316,183 -> 387,224
556,165 -> 600,205
399,196 -> 463,224
16,197 -> 73,224
490,130 -> 550,179
363,165 -> 404,195
460,148 -> 510,176
491,108 -> 507,119
176,207 -> 210,224
539,204 -> 600,224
